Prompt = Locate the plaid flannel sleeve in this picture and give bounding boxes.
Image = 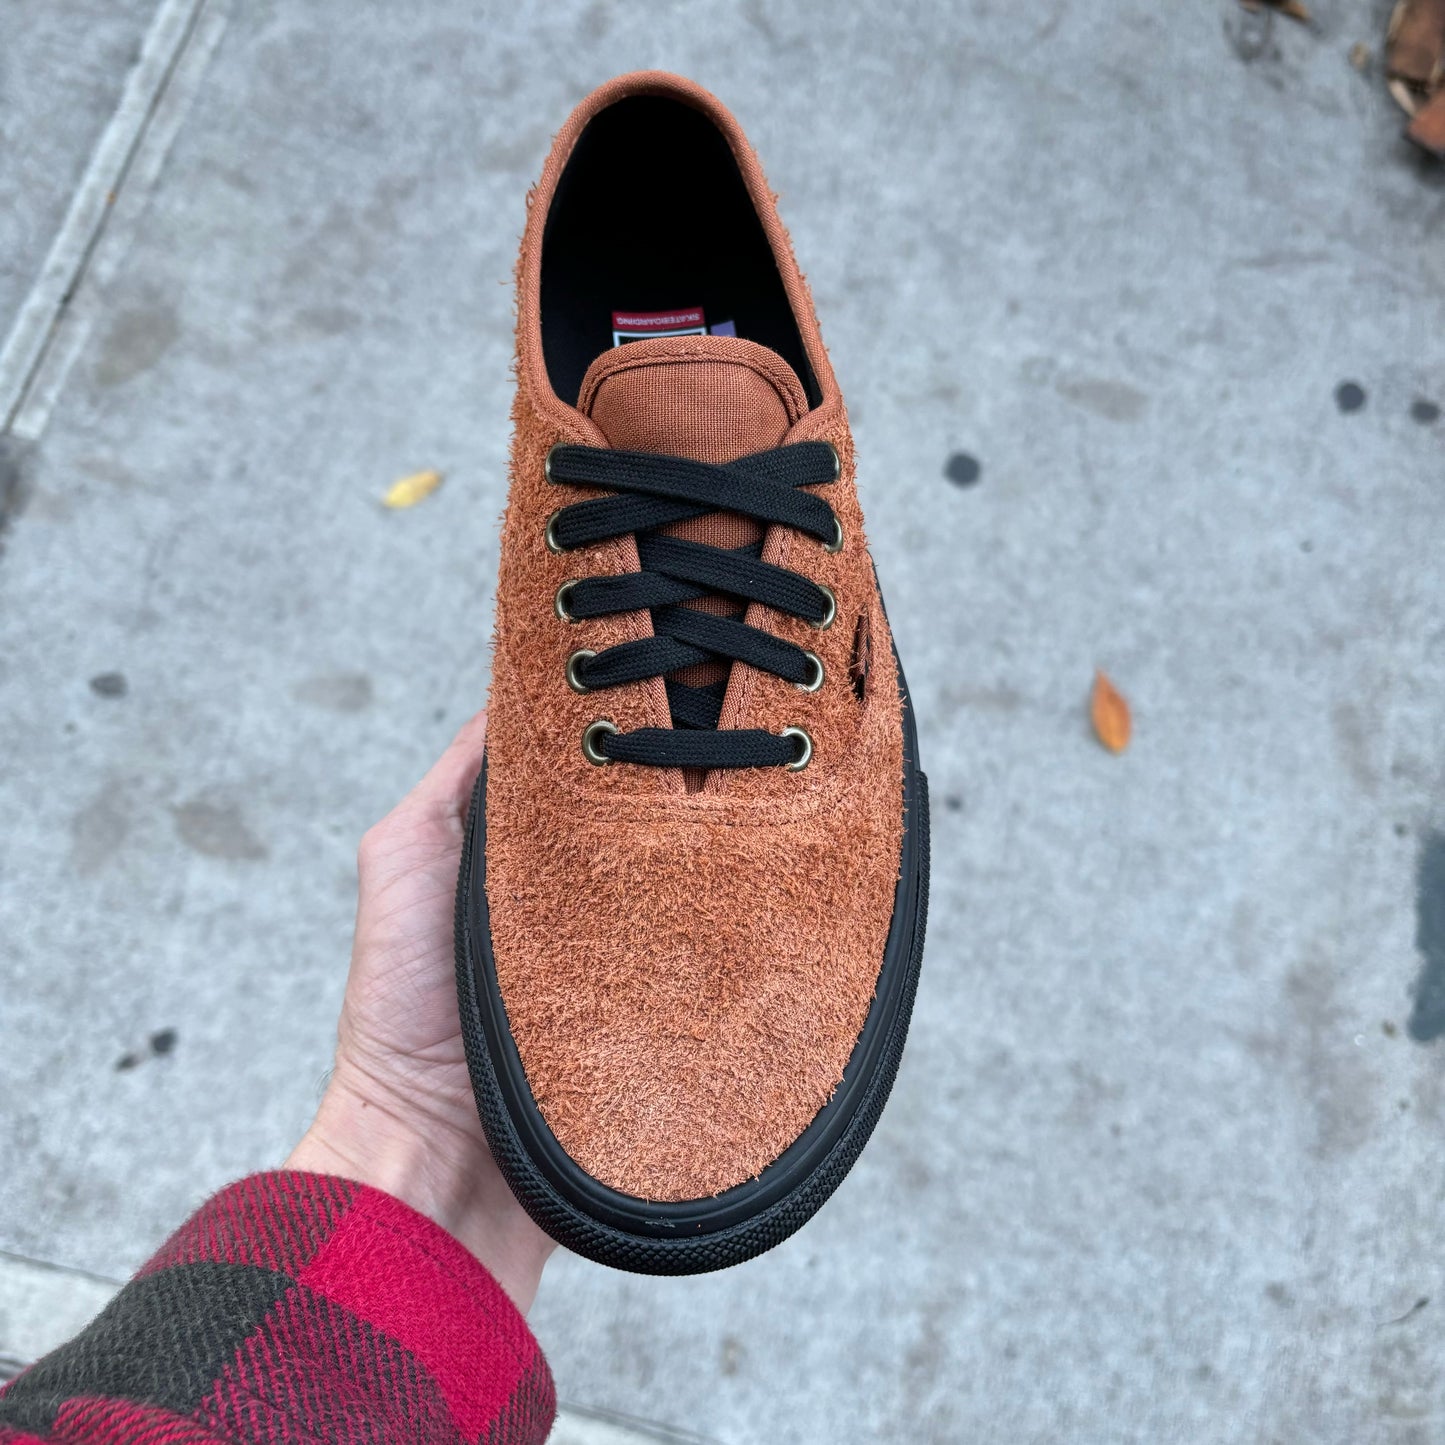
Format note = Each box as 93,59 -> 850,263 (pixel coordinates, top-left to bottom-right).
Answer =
0,1172 -> 555,1445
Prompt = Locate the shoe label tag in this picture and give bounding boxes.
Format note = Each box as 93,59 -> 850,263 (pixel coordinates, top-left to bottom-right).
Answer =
611,307 -> 736,347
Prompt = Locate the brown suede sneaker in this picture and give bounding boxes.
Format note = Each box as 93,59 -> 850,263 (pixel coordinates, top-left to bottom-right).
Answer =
455,71 -> 929,1274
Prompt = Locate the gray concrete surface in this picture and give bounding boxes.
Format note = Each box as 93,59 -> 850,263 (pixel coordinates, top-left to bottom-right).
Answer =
0,1 -> 159,341
2,1 -> 1444,1441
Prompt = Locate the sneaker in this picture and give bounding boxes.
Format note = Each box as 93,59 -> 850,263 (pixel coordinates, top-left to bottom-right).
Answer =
455,71 -> 929,1274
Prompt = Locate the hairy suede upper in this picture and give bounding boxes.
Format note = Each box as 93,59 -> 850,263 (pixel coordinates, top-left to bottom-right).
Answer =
482,72 -> 904,1201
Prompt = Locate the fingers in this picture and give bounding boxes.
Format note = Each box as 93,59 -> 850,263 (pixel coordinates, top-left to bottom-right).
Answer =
403,708 -> 489,822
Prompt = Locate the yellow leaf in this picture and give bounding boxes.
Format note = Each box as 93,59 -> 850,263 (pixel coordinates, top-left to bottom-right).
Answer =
1091,670 -> 1132,754
382,469 -> 443,509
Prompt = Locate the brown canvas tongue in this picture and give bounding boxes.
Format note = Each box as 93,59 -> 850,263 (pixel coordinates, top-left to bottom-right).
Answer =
577,334 -> 810,786
578,332 -> 808,465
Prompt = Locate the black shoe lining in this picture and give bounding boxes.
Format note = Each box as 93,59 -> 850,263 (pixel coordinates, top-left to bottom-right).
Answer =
539,95 -> 820,408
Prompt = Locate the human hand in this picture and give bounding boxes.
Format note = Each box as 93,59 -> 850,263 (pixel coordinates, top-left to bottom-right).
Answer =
287,709 -> 555,1311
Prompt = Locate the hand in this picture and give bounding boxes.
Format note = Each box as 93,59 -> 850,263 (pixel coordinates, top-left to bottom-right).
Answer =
287,710 -> 555,1311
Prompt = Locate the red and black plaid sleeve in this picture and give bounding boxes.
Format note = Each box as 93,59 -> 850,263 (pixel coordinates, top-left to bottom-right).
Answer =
0,1171 -> 555,1445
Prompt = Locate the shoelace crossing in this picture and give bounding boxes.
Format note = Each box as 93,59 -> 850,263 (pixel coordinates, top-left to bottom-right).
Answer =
545,440 -> 842,769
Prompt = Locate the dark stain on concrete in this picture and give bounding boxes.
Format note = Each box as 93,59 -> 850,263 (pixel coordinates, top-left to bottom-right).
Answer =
1331,699 -> 1378,793
70,782 -> 130,876
172,800 -> 268,861
1057,375 -> 1148,423
89,672 -> 127,698
1334,380 -> 1367,414
941,683 -> 1025,717
718,1333 -> 744,1377
1407,832 -> 1445,1042
1285,955 -> 1376,1156
0,436 -> 34,537
293,304 -> 362,338
1410,398 -> 1440,425
1225,7 -> 1278,65
944,452 -> 981,487
113,1029 -> 178,1073
292,672 -> 373,712
96,302 -> 180,388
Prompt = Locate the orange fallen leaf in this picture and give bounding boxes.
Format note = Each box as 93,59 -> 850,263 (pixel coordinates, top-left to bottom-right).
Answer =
1091,670 -> 1132,754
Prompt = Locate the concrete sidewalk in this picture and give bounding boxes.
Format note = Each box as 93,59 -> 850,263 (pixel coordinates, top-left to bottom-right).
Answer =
2,2 -> 1444,1442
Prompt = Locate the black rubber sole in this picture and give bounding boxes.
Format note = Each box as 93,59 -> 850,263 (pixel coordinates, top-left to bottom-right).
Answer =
454,669 -> 929,1274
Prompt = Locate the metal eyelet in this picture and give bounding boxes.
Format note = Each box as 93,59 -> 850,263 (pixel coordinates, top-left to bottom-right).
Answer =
823,440 -> 841,481
555,579 -> 580,622
781,726 -> 813,771
796,651 -> 825,693
566,649 -> 596,694
544,443 -> 565,484
822,516 -> 844,554
545,508 -> 566,553
810,583 -> 836,631
582,718 -> 618,765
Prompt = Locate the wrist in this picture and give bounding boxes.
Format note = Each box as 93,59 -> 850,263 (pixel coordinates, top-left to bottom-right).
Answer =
287,1066 -> 554,1312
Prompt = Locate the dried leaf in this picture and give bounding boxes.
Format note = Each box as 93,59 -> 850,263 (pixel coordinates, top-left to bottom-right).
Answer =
382,469 -> 443,509
1387,0 -> 1445,83
1408,85 -> 1445,151
1389,74 -> 1424,115
1090,670 -> 1132,755
1242,0 -> 1311,20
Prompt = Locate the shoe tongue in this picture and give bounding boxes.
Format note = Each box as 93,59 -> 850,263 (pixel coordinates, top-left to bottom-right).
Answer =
577,334 -> 808,461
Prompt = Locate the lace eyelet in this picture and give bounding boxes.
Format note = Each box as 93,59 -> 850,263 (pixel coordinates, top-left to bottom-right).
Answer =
824,440 -> 841,481
544,443 -> 565,484
810,583 -> 836,630
555,579 -> 580,622
796,652 -> 825,693
781,726 -> 813,771
582,718 -> 618,764
545,509 -> 567,553
822,517 -> 844,554
566,649 -> 597,693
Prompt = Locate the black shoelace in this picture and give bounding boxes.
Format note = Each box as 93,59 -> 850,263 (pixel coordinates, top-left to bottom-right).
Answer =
544,440 -> 842,769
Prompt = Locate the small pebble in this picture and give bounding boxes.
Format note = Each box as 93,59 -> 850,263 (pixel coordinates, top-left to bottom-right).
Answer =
150,1028 -> 178,1056
1334,381 -> 1366,414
